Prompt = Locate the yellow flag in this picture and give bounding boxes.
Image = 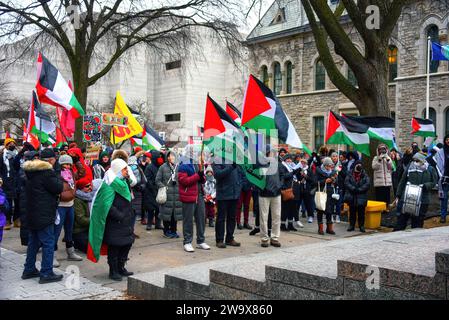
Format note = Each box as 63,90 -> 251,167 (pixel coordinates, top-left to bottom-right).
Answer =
110,91 -> 143,144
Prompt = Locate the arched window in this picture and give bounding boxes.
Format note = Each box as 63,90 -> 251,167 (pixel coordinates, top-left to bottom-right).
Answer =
261,65 -> 269,87
347,66 -> 357,86
285,61 -> 293,94
273,62 -> 282,95
315,59 -> 326,91
427,25 -> 440,73
388,45 -> 398,82
445,108 -> 449,136
422,107 -> 437,131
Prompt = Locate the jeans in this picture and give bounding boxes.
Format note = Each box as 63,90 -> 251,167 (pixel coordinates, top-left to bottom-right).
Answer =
163,213 -> 177,233
259,196 -> 281,242
54,206 -> 74,250
296,190 -> 314,218
24,224 -> 55,277
236,190 -> 251,225
317,195 -> 335,224
440,184 -> 449,219
182,196 -> 206,245
216,199 -> 238,243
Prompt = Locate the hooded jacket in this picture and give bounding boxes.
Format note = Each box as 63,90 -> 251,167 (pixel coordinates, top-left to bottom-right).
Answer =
68,148 -> 93,189
212,164 -> 242,201
372,144 -> 393,187
24,160 -> 63,230
344,163 -> 370,207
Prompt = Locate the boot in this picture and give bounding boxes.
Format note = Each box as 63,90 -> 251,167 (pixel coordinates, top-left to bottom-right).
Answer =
326,223 -> 336,235
118,259 -> 134,277
347,225 -> 355,232
209,218 -> 215,228
249,227 -> 260,236
4,221 -> 11,230
66,247 -> 83,261
13,219 -> 21,228
318,223 -> 324,235
280,222 -> 289,232
108,258 -> 122,281
288,221 -> 298,231
140,218 -> 148,225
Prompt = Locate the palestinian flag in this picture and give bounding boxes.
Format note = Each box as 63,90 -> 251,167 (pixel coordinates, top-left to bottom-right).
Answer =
5,131 -> 11,139
226,101 -> 242,125
411,117 -> 436,138
23,121 -> 40,149
28,91 -> 56,144
52,127 -> 67,148
36,53 -> 84,119
241,75 -> 304,149
130,124 -> 165,151
87,169 -> 131,263
326,111 -> 370,156
345,115 -> 396,150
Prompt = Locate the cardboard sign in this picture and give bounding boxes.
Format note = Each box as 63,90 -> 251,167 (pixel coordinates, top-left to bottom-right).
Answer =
83,114 -> 102,142
85,145 -> 102,161
102,113 -> 128,127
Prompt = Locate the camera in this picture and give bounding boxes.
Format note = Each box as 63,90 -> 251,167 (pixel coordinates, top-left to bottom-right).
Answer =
332,193 -> 340,201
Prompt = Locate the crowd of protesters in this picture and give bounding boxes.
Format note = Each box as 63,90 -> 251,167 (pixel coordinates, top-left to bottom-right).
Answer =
0,134 -> 447,284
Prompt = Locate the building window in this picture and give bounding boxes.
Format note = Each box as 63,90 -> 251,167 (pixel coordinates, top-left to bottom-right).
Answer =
165,113 -> 181,122
422,107 -> 437,131
315,59 -> 326,91
347,66 -> 357,86
261,65 -> 269,87
313,116 -> 325,151
427,25 -> 440,73
165,60 -> 181,70
388,45 -> 398,82
270,8 -> 286,25
286,61 -> 293,94
273,62 -> 282,95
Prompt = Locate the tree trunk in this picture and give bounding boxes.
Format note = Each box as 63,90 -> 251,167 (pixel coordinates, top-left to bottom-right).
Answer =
71,60 -> 89,145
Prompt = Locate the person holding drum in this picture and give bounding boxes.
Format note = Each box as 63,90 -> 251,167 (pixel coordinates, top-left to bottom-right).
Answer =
394,152 -> 437,231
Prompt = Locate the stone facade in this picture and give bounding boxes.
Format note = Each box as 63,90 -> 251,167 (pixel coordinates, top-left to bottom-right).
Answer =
246,0 -> 449,151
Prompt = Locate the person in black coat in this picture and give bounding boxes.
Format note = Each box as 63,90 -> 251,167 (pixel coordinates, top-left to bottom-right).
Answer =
293,158 -> 316,224
279,154 -> 299,232
344,161 -> 370,233
143,150 -> 163,230
315,157 -> 338,235
22,158 -> 64,284
0,138 -> 20,229
103,159 -> 135,281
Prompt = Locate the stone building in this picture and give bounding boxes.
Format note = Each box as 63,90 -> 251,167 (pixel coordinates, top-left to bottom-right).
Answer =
245,0 -> 449,151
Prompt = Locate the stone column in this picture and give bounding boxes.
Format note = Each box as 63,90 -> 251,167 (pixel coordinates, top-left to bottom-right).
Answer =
281,70 -> 286,95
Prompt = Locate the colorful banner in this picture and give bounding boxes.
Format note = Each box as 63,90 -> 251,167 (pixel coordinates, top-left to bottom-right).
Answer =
83,114 -> 102,142
102,113 -> 128,127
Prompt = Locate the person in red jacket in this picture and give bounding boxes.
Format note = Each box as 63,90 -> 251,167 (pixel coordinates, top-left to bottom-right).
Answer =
67,148 -> 93,190
178,146 -> 210,253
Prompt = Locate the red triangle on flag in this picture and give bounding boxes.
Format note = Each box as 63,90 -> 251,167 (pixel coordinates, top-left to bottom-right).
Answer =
203,95 -> 226,140
241,75 -> 272,125
325,111 -> 341,142
226,102 -> 240,121
411,117 -> 421,134
5,131 -> 11,139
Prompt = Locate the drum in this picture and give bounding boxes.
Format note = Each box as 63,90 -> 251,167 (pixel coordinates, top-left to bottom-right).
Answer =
402,183 -> 423,217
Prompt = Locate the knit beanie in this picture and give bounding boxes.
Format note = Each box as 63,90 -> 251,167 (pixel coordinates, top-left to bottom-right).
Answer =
59,154 -> 73,165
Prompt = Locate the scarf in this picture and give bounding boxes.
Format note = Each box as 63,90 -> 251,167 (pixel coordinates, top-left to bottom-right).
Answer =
61,168 -> 75,186
321,164 -> 333,175
353,171 -> 362,183
2,149 -> 18,177
408,161 -> 429,175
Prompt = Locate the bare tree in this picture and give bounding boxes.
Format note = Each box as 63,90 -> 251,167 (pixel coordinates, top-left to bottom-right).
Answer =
0,79 -> 28,137
0,0 -> 250,142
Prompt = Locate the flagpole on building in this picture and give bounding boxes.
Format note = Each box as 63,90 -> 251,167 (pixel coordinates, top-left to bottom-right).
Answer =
426,36 -> 431,119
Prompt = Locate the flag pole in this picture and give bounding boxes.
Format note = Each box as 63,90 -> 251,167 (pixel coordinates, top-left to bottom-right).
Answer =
426,36 -> 431,119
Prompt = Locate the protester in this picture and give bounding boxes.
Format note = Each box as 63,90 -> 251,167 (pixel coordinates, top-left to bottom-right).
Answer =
394,152 -> 437,230
316,157 -> 337,235
0,178 -> 8,248
68,147 -> 93,189
372,144 -> 393,208
22,154 -> 63,284
212,159 -> 242,249
93,151 -> 111,180
236,166 -> 252,230
435,134 -> 449,224
258,145 -> 282,248
156,150 -> 182,238
204,166 -> 216,228
279,154 -> 301,231
0,137 -> 20,230
294,158 -> 316,224
331,152 -> 346,223
103,159 -> 135,281
344,161 -> 370,233
137,152 -> 150,225
178,146 -> 210,252
144,150 -> 162,230
128,152 -> 147,224
390,148 -> 401,196
347,151 -> 359,172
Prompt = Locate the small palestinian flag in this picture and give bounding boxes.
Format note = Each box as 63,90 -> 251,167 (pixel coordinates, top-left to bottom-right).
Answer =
28,91 -> 56,144
87,169 -> 131,263
411,117 -> 436,138
225,101 -> 242,125
36,53 -> 84,119
52,127 -> 67,148
241,75 -> 304,149
326,111 -> 370,156
345,115 -> 396,150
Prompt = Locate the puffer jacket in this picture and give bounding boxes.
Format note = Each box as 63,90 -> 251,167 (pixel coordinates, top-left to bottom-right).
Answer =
212,164 -> 242,201
396,164 -> 437,205
344,170 -> 370,207
178,162 -> 205,203
156,161 -> 183,221
372,144 -> 393,187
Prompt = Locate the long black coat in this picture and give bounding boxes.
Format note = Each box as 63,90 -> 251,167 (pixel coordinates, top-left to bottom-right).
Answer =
212,164 -> 242,201
143,163 -> 159,212
344,171 -> 370,207
24,160 -> 63,231
103,193 -> 135,247
0,151 -> 20,199
292,169 -> 316,200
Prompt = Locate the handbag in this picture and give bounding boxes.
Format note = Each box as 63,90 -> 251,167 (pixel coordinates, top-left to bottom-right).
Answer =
156,164 -> 178,205
314,182 -> 327,211
281,181 -> 295,201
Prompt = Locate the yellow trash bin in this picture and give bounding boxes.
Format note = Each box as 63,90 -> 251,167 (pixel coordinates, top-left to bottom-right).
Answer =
343,201 -> 386,229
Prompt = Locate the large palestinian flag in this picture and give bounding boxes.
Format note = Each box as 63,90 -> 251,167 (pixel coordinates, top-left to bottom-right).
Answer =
241,74 -> 304,149
226,101 -> 242,125
345,115 -> 397,150
35,53 -> 84,118
87,169 -> 131,263
326,111 -> 370,156
411,117 -> 436,138
28,91 -> 56,144
130,124 -> 165,151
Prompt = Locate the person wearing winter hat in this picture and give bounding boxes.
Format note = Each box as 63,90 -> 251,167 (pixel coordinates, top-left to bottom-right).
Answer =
93,151 -> 111,180
372,144 -> 393,209
435,134 -> 449,224
102,158 -> 135,281
394,152 -> 437,231
0,137 -> 19,230
315,157 -> 338,235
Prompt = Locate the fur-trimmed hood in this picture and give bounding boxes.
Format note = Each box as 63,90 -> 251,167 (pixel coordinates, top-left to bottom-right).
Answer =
112,149 -> 129,163
24,160 -> 53,172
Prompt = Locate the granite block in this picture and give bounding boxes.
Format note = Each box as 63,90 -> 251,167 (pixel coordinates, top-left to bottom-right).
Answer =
435,249 -> 449,275
265,280 -> 341,300
209,283 -> 268,300
165,274 -> 211,298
